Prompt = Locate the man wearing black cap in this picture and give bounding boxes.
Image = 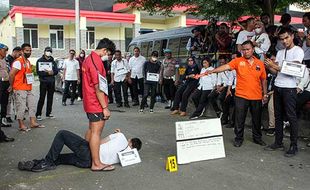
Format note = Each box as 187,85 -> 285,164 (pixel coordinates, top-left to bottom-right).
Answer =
35,47 -> 59,120
0,43 -> 14,142
186,27 -> 204,61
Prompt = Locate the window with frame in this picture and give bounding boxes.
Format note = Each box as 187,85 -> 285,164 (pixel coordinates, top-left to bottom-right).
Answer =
23,24 -> 38,48
50,25 -> 64,49
167,38 -> 180,57
86,27 -> 95,49
140,42 -> 149,57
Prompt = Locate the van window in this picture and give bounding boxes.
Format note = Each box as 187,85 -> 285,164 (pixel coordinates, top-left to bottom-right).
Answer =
179,37 -> 190,58
153,40 -> 161,53
167,38 -> 180,57
161,39 -> 168,57
147,41 -> 154,57
140,42 -> 149,57
127,44 -> 136,53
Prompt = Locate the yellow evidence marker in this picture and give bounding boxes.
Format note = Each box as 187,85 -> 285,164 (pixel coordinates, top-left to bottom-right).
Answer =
166,156 -> 178,172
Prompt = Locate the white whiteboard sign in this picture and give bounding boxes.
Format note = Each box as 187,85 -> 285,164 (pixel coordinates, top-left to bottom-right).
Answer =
118,148 -> 141,167
176,119 -> 226,164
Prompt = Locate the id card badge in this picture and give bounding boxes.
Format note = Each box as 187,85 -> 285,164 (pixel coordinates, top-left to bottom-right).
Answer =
25,73 -> 34,84
98,73 -> 108,95
146,72 -> 160,82
117,67 -> 128,76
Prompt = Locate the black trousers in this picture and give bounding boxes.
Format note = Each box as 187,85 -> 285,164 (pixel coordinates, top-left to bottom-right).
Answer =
36,81 -> 55,116
78,74 -> 83,99
274,87 -> 298,147
208,87 -> 227,113
0,81 -> 10,119
62,80 -> 77,103
114,81 -> 129,104
140,83 -> 157,109
131,77 -> 144,103
108,84 -> 114,103
297,90 -> 310,116
0,81 -> 8,140
172,82 -> 197,112
45,130 -> 91,168
234,96 -> 262,142
163,78 -> 176,101
303,60 -> 310,68
222,89 -> 235,125
191,89 -> 212,116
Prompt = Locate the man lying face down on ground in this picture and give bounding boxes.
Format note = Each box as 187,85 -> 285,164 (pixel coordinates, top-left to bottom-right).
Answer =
18,129 -> 142,172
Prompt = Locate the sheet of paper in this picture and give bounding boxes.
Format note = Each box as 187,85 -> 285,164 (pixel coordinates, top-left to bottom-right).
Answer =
38,62 -> 52,71
118,148 -> 141,167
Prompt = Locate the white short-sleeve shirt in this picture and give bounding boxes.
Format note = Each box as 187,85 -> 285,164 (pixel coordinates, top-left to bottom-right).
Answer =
236,30 -> 255,45
99,133 -> 129,165
274,46 -> 305,88
63,59 -> 80,81
111,59 -> 130,82
129,55 -> 146,79
302,30 -> 310,60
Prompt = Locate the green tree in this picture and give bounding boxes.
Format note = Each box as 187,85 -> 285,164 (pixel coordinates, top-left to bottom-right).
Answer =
117,0 -> 310,23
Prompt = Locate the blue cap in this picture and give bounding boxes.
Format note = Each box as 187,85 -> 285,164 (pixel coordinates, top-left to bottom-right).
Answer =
0,43 -> 8,50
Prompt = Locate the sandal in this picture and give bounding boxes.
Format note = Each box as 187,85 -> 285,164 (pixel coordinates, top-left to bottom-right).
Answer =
19,127 -> 31,132
91,165 -> 115,172
31,124 -> 45,128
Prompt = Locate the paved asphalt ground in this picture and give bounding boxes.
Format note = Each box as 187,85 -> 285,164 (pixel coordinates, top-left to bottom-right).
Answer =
1,82 -> 310,190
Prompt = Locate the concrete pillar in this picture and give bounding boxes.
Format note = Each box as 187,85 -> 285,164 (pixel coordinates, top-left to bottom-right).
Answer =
132,9 -> 141,38
80,17 -> 87,51
180,13 -> 187,27
15,13 -> 24,46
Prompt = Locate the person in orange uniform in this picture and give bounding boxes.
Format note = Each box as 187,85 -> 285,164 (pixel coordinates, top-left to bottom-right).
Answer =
9,43 -> 44,131
204,40 -> 268,147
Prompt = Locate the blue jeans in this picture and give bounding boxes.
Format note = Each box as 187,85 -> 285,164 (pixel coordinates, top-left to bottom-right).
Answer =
45,130 -> 91,168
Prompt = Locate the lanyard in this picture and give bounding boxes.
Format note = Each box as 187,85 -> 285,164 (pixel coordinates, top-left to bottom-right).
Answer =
90,54 -> 102,75
284,49 -> 288,60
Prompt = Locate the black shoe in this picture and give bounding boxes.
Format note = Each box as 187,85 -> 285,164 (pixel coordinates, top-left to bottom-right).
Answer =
1,123 -> 12,127
62,102 -> 66,106
264,143 -> 285,151
284,146 -> 298,157
132,102 -> 139,106
233,140 -> 242,147
0,136 -> 15,143
117,103 -> 123,108
31,159 -> 56,172
221,120 -> 229,125
70,101 -> 74,105
253,139 -> 267,146
124,103 -> 130,108
266,128 -> 275,137
189,115 -> 199,120
6,117 -> 13,123
18,160 -> 35,171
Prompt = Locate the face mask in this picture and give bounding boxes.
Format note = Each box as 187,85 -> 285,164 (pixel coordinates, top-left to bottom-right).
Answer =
255,28 -> 262,34
24,53 -> 31,59
80,54 -> 85,58
151,57 -> 158,62
101,55 -> 109,61
45,51 -> 52,57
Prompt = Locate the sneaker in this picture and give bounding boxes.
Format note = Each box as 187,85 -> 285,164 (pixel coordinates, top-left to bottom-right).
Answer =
62,102 -> 66,106
283,121 -> 290,128
70,101 -> 74,105
117,103 -> 123,108
266,128 -> 275,136
284,146 -> 298,157
139,109 -> 144,113
18,160 -> 35,171
1,122 -> 11,127
1,118 -> 10,125
199,108 -> 206,117
189,115 -> 199,120
77,97 -> 82,101
46,115 -> 55,119
150,109 -> 154,113
216,112 -> 223,118
253,139 -> 267,146
36,115 -> 42,121
31,159 -> 56,172
264,143 -> 285,151
233,140 -> 243,147
6,117 -> 13,123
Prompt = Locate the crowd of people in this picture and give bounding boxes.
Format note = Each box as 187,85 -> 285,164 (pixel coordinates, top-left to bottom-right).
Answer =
0,11 -> 310,172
